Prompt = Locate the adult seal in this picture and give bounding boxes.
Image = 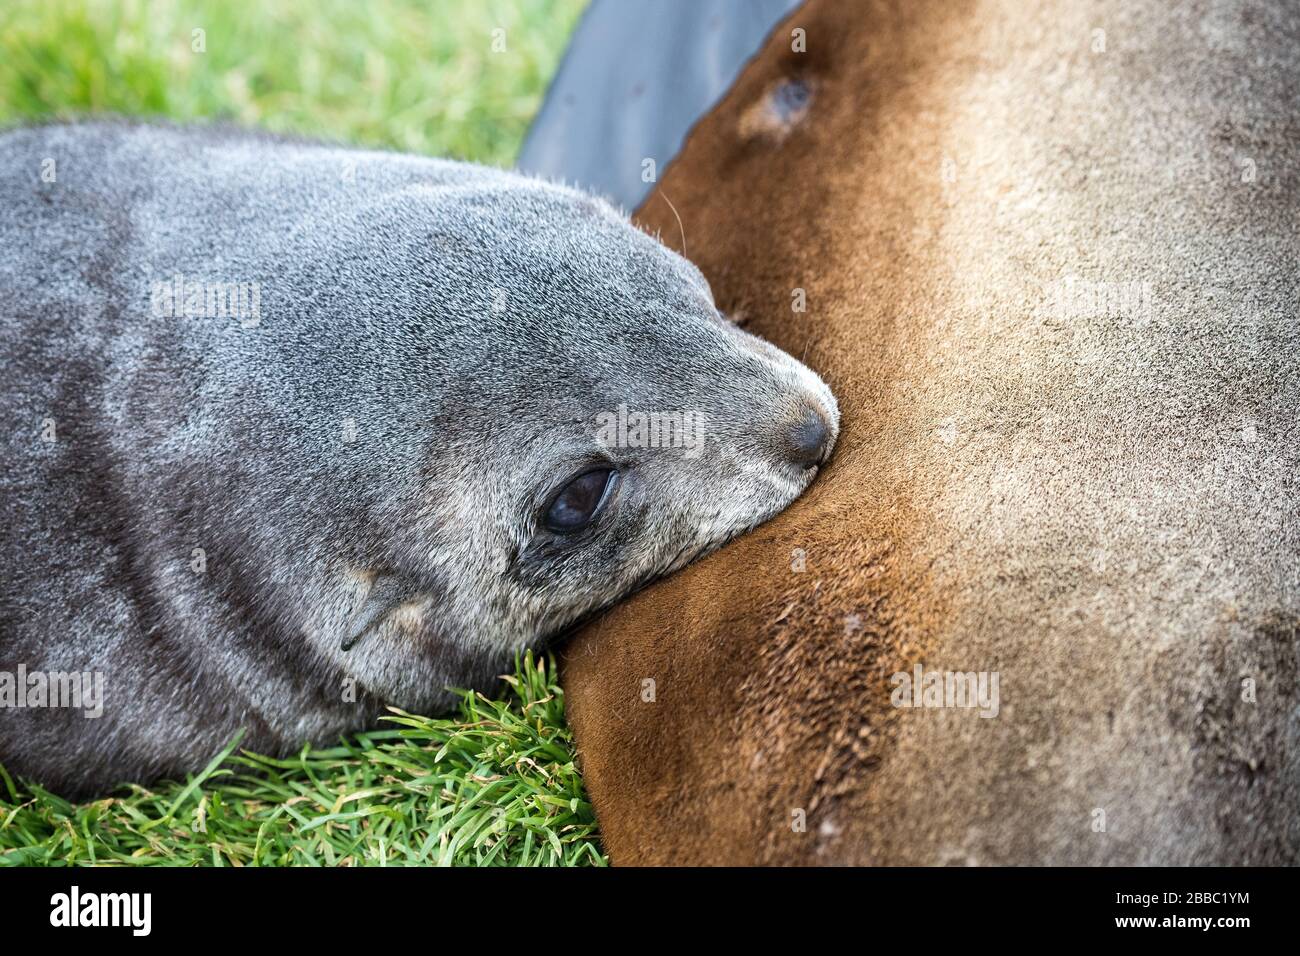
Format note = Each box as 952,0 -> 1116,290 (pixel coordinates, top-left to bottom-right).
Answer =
0,121 -> 838,796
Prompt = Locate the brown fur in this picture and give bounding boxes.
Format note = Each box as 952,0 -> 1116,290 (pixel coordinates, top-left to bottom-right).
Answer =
561,0 -> 1300,864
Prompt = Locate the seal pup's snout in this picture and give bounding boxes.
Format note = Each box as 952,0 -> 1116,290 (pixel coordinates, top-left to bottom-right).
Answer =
732,331 -> 840,481
783,404 -> 835,470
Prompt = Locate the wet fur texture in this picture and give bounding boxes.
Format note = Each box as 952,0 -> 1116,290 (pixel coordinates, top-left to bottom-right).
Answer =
0,121 -> 837,796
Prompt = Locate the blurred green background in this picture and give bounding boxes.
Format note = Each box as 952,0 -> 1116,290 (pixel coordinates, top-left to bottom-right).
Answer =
0,0 -> 587,165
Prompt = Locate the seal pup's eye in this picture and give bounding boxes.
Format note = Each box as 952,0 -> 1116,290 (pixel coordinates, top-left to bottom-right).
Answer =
543,468 -> 618,533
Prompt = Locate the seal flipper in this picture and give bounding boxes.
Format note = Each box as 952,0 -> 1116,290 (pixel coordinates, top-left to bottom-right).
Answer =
342,573 -> 418,652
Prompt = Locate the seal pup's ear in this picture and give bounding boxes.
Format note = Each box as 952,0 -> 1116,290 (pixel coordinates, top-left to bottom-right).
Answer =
341,573 -> 419,652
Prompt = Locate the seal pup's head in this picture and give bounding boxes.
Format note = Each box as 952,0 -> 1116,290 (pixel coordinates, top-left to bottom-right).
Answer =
301,173 -> 838,700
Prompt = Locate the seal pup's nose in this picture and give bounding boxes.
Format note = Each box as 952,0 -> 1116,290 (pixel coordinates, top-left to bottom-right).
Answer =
784,406 -> 833,469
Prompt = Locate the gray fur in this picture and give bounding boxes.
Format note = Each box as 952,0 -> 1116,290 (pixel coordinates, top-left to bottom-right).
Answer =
0,120 -> 837,796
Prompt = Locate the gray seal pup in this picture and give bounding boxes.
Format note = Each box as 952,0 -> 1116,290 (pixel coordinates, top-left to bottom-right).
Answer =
0,121 -> 838,797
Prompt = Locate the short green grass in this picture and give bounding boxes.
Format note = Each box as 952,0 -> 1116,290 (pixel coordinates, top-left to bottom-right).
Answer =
1,653 -> 603,866
0,0 -> 585,165
0,0 -> 604,866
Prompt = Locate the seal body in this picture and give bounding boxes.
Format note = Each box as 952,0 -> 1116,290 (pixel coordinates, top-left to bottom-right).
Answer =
559,0 -> 1300,865
0,121 -> 838,796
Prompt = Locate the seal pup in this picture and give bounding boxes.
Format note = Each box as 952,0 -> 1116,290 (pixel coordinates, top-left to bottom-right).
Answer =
0,121 -> 838,796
